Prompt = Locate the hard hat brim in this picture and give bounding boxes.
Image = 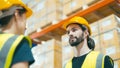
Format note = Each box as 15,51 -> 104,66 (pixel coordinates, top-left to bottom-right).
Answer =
0,0 -> 32,18
63,16 -> 92,35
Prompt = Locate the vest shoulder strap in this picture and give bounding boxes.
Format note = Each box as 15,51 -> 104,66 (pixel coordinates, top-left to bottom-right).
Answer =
65,51 -> 105,68
65,59 -> 72,68
82,51 -> 105,68
0,34 -> 31,68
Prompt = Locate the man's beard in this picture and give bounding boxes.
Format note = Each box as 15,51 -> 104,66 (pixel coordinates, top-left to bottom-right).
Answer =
69,33 -> 84,46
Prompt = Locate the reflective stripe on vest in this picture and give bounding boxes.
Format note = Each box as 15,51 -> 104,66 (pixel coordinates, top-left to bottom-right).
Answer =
65,51 -> 105,68
0,35 -> 18,68
0,34 -> 32,68
96,53 -> 104,68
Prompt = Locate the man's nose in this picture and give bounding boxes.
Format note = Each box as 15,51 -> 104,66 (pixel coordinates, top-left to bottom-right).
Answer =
68,31 -> 74,36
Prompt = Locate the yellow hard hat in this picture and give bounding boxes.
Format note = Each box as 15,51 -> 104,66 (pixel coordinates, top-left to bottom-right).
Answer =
63,16 -> 92,35
0,0 -> 32,18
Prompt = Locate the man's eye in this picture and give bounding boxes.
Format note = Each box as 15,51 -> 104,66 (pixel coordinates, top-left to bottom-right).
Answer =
72,28 -> 77,32
66,31 -> 70,34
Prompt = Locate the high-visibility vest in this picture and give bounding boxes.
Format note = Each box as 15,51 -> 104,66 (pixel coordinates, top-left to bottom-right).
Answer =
65,51 -> 106,68
0,34 -> 32,68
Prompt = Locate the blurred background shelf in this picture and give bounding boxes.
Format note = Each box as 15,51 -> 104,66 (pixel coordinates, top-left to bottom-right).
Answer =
29,0 -> 120,41
22,0 -> 120,68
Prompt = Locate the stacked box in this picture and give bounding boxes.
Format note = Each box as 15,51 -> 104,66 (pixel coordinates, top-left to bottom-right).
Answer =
47,11 -> 62,23
30,44 -> 46,68
61,34 -> 69,47
92,35 -> 101,51
26,19 -> 36,34
34,16 -> 47,28
81,0 -> 100,6
62,46 -> 74,61
62,46 -> 74,68
100,29 -> 120,48
30,39 -> 62,68
71,0 -> 83,11
62,34 -> 74,61
54,50 -> 62,68
60,0 -> 71,4
90,22 -> 99,36
47,0 -> 62,13
63,2 -> 72,15
103,46 -> 120,60
34,8 -> 46,18
33,0 -> 47,15
99,14 -> 120,33
61,34 -> 74,67
27,0 -> 39,8
27,0 -> 63,34
84,0 -> 98,5
31,44 -> 46,55
100,29 -> 120,59
26,0 -> 48,33
81,0 -> 100,9
90,21 -> 100,51
114,60 -> 120,68
63,0 -> 82,15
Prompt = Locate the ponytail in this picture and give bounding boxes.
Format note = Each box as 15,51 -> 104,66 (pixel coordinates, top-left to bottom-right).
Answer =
87,36 -> 95,50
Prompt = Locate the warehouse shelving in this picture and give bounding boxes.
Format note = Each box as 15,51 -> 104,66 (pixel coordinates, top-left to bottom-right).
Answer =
29,0 -> 120,67
30,0 -> 119,41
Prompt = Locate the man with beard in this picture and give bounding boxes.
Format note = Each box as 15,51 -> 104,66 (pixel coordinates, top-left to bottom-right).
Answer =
63,16 -> 114,68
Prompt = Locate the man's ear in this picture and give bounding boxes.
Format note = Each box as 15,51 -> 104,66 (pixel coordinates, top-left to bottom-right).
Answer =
84,30 -> 89,37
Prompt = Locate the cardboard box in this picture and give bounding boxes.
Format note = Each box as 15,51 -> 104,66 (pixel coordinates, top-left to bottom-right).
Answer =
47,11 -> 62,23
34,16 -> 47,28
30,50 -> 46,68
27,15 -> 40,34
71,0 -> 82,11
63,0 -> 82,15
92,35 -> 101,51
32,0 -> 47,13
62,46 -> 74,61
61,34 -> 69,47
84,0 -> 94,4
42,39 -> 62,52
31,50 -> 62,68
114,60 -> 120,68
39,50 -> 62,68
82,0 -> 100,5
27,0 -> 38,8
47,0 -> 62,13
26,18 -> 36,34
44,49 -> 62,68
63,2 -> 72,15
28,16 -> 46,29
32,44 -> 46,55
60,0 -> 71,4
90,22 -> 99,36
54,50 -> 62,68
102,46 -> 120,59
31,39 -> 62,68
99,14 -> 120,33
44,51 -> 54,68
34,8 -> 46,18
100,29 -> 120,48
100,29 -> 120,59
